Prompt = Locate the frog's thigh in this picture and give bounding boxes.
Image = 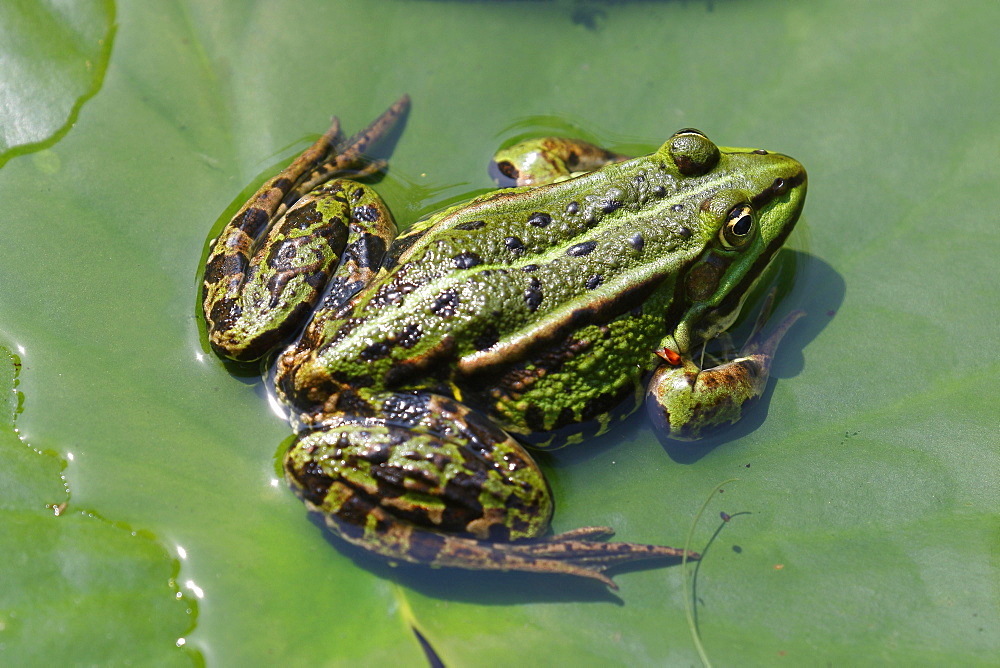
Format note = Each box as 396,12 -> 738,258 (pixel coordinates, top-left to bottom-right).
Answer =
284,395 -> 553,555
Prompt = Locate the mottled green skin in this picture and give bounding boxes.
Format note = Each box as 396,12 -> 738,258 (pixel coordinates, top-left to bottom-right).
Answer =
202,98 -> 808,586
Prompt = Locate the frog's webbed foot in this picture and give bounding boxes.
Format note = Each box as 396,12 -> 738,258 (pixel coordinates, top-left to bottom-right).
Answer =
491,137 -> 630,187
299,498 -> 695,589
485,527 -> 697,589
283,392 -> 693,588
376,526 -> 695,590
647,289 -> 805,441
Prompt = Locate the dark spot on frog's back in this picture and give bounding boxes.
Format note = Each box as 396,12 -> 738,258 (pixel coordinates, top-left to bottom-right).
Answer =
602,198 -> 622,214
431,289 -> 460,318
357,441 -> 392,465
381,393 -> 432,428
208,297 -> 242,330
628,232 -> 644,252
333,493 -> 378,538
434,396 -> 462,418
453,251 -> 483,269
554,406 -> 577,429
441,473 -> 487,526
373,276 -> 419,308
504,236 -> 525,253
524,277 -> 543,312
455,220 -> 486,231
460,408 -> 511,449
528,212 -> 552,228
334,389 -> 378,417
372,462 -> 441,500
566,241 -> 597,257
586,274 -> 603,290
396,323 -> 423,348
265,238 -> 307,274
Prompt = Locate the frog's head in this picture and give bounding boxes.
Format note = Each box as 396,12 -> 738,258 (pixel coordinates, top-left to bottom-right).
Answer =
663,129 -> 808,353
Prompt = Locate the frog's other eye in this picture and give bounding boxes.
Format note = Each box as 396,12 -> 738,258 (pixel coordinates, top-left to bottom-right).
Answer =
490,160 -> 521,188
719,203 -> 755,248
667,129 -> 720,177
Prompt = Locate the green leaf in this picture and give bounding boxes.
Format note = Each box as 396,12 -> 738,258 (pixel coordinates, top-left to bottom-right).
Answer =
0,0 -> 996,664
0,348 -> 197,664
0,0 -> 115,167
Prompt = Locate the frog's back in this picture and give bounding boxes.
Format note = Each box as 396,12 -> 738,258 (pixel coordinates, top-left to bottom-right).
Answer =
304,159 -> 703,392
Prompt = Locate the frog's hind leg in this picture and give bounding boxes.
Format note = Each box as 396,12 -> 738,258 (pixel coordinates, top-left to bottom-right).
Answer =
202,97 -> 409,362
284,392 -> 696,589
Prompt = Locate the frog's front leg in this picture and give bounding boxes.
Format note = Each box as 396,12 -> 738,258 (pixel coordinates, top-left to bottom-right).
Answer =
491,137 -> 629,187
202,98 -> 408,361
647,292 -> 805,441
284,392 -> 697,588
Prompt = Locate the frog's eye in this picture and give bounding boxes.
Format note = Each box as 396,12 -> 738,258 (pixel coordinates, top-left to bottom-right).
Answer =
719,203 -> 755,249
667,129 -> 720,177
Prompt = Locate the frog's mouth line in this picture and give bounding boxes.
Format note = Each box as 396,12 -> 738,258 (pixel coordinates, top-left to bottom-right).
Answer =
707,167 -> 807,332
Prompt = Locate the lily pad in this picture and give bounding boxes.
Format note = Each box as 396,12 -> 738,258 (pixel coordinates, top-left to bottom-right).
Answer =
0,348 -> 197,664
0,0 -> 115,167
0,0 -> 996,664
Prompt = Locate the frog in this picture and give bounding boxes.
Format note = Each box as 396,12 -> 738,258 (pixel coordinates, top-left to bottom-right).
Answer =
201,95 -> 807,588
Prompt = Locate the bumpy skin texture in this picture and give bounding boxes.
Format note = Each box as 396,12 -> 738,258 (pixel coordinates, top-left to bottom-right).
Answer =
202,98 -> 807,587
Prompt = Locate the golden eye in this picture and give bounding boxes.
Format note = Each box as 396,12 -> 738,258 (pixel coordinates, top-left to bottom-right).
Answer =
719,203 -> 755,248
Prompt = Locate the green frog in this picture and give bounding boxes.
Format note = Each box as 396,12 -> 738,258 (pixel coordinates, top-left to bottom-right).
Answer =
201,96 -> 807,588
